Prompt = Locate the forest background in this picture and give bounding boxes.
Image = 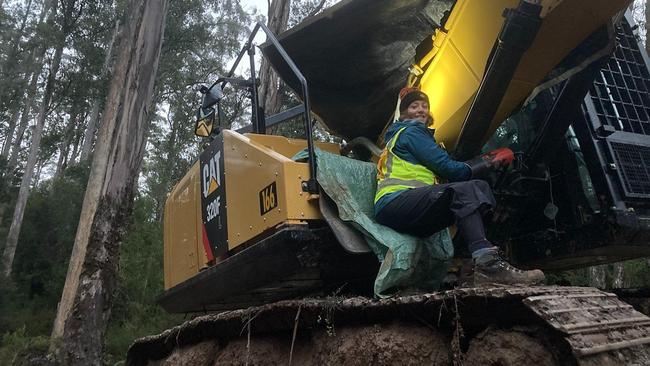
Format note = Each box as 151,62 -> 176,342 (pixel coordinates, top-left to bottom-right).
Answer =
0,0 -> 647,364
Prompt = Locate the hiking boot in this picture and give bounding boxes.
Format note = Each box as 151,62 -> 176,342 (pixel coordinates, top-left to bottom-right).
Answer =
473,248 -> 545,286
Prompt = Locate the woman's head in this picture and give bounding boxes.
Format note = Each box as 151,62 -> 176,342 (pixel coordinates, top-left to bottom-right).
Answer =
399,88 -> 431,124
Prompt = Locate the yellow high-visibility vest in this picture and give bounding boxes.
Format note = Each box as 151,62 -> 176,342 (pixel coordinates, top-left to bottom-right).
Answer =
375,127 -> 438,204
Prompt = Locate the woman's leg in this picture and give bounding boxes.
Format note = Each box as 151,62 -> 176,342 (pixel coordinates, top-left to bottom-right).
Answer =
375,180 -> 496,238
442,181 -> 544,284
375,184 -> 455,237
456,211 -> 492,254
376,180 -> 544,285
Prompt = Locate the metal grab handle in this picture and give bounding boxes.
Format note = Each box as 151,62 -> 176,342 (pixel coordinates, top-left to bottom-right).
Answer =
211,22 -> 318,193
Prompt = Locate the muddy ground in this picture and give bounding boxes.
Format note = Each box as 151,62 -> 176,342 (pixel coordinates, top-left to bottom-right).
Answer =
144,322 -> 561,366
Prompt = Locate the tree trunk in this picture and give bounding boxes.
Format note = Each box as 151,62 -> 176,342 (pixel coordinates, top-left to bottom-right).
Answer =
54,105 -> 79,179
33,155 -> 45,186
1,109 -> 20,159
6,0 -> 55,172
257,0 -> 290,116
2,52 -> 63,278
611,262 -> 625,288
68,110 -> 88,165
1,1 -> 64,279
646,0 -> 649,55
0,0 -> 34,158
79,101 -> 101,162
0,0 -> 33,112
79,20 -> 120,163
589,265 -> 607,288
49,1 -> 168,364
6,70 -> 39,172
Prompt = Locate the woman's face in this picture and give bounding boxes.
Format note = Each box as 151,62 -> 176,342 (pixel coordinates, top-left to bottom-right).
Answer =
404,100 -> 429,124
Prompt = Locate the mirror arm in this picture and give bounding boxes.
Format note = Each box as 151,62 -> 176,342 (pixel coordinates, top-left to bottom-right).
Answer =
211,77 -> 253,90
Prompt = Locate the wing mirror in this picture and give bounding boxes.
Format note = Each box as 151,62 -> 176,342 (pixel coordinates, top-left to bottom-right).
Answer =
201,85 -> 224,109
194,85 -> 224,137
195,106 -> 216,138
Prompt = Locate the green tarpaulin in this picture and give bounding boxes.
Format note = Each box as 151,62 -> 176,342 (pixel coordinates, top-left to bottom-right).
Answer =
295,149 -> 453,297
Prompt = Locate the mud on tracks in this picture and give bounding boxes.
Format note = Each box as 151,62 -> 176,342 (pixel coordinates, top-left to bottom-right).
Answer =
127,286 -> 650,365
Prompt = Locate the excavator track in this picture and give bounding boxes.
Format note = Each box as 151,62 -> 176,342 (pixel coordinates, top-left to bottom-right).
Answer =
127,286 -> 650,365
523,288 -> 650,365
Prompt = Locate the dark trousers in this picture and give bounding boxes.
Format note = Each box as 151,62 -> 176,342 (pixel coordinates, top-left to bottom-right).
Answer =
375,180 -> 496,251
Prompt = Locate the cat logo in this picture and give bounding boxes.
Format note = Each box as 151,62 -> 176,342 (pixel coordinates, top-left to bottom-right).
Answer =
259,182 -> 278,215
202,150 -> 221,198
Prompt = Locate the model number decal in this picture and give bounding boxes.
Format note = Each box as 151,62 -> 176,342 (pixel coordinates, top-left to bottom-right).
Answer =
205,196 -> 221,222
259,182 -> 278,215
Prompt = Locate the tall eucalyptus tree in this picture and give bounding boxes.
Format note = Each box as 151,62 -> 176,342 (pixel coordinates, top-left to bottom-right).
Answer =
50,0 -> 168,364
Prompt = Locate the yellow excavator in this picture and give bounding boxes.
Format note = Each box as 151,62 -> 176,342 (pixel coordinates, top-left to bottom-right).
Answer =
159,0 -> 650,315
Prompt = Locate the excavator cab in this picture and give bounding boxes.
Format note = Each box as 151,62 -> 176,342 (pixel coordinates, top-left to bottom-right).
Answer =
158,0 -> 646,314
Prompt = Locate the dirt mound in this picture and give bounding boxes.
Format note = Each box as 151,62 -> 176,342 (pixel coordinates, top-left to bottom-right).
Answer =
303,323 -> 450,365
464,327 -> 558,366
150,341 -> 220,366
147,322 -> 449,365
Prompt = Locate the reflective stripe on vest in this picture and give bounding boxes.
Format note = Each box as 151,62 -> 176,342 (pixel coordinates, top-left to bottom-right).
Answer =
374,127 -> 438,204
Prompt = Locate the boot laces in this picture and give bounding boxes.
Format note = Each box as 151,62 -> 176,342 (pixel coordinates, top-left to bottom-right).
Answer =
486,251 -> 525,273
494,259 -> 524,273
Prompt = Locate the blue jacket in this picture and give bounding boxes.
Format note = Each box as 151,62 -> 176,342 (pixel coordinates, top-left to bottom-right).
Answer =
374,120 -> 471,214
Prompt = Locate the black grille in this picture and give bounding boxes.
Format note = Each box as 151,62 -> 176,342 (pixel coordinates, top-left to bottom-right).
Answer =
609,141 -> 650,198
589,20 -> 650,135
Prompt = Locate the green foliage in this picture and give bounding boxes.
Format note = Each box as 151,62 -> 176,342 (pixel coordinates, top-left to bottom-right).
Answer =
0,164 -> 89,336
624,260 -> 650,287
0,327 -> 49,366
2,1 -> 256,362
545,268 -> 593,287
0,172 -> 180,364
0,164 -> 89,362
546,261 -> 650,289
156,0 -> 251,102
288,0 -> 339,27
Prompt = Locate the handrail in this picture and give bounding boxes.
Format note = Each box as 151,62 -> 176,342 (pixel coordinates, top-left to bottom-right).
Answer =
211,22 -> 318,193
